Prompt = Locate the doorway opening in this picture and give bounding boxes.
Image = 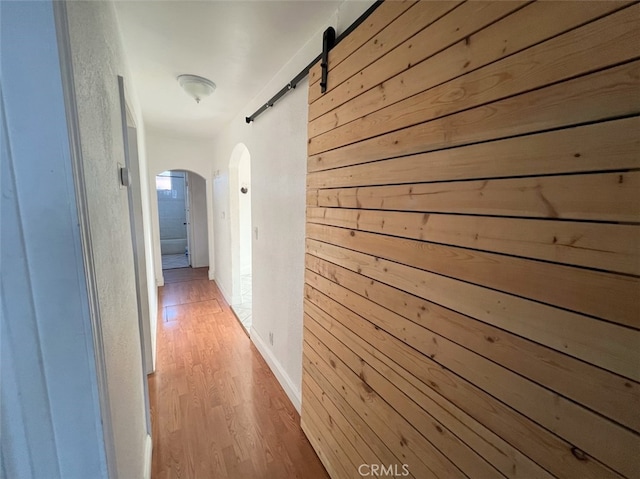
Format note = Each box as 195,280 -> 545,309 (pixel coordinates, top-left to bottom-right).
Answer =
229,144 -> 252,332
156,170 -> 189,269
156,170 -> 209,272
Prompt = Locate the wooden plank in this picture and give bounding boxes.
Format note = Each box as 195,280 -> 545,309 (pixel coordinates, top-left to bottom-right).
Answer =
307,117 -> 640,188
305,239 -> 640,381
304,361 -> 426,478
301,417 -> 344,479
305,300 -> 553,479
308,1 -> 463,105
307,223 -> 640,328
308,5 -> 640,154
303,277 -> 640,478
302,382 -> 374,477
303,286 -> 624,479
308,0 -> 418,89
309,0 -> 527,121
303,338 -> 468,479
309,1 -> 636,136
309,2 -> 526,123
306,256 -> 640,432
308,60 -> 640,172
306,188 -> 318,207
309,0 -> 631,121
303,373 -> 408,478
306,208 -> 640,276
308,59 -> 321,89
318,171 -> 640,223
300,404 -> 354,479
306,316 -> 503,479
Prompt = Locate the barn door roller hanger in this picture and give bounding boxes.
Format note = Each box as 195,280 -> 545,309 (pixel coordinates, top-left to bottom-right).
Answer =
320,27 -> 336,94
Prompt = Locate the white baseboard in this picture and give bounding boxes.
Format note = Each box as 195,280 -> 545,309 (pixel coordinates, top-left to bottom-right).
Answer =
214,276 -> 242,306
208,268 -> 214,281
250,326 -> 301,413
214,275 -> 233,305
143,433 -> 152,479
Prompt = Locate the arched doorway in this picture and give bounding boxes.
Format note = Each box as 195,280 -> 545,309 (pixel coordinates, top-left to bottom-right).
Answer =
154,169 -> 209,271
229,143 -> 252,331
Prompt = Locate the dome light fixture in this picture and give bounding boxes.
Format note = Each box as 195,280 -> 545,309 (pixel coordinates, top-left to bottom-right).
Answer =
177,74 -> 216,104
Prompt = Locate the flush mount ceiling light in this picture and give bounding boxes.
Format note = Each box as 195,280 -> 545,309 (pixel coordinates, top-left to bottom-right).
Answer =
177,74 -> 216,104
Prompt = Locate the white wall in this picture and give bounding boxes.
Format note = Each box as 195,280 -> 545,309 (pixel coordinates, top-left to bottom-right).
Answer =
0,2 -> 107,477
210,0 -> 376,411
65,1 -> 153,477
188,172 -> 210,268
145,130 -> 215,286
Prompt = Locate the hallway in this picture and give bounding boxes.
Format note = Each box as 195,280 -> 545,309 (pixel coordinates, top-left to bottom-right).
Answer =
150,268 -> 328,478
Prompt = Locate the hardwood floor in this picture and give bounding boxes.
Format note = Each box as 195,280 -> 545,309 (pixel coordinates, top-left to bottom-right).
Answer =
150,268 -> 329,478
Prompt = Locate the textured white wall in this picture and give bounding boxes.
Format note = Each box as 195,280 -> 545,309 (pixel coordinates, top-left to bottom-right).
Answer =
65,2 -> 152,477
210,0 -> 376,410
0,2 -> 107,477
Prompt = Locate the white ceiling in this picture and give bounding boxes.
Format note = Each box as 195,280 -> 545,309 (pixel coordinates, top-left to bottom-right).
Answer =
114,0 -> 342,138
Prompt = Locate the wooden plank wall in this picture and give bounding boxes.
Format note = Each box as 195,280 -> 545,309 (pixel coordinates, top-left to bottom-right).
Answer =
301,1 -> 640,478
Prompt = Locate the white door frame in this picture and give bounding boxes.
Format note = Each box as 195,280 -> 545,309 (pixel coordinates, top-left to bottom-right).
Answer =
117,77 -> 152,439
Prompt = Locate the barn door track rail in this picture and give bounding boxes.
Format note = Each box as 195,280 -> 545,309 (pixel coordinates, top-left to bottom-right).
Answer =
245,0 -> 383,124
